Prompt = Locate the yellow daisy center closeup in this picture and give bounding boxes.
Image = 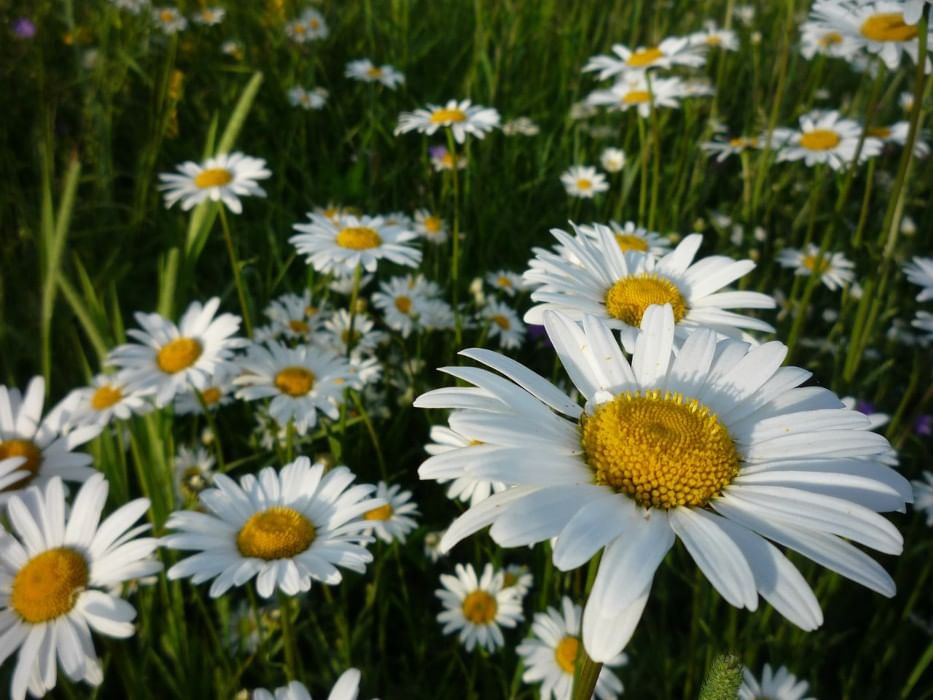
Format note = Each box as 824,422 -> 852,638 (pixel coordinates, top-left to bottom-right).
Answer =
554,635 -> 580,674
336,226 -> 382,250
576,178 -> 593,190
492,314 -> 511,330
461,590 -> 498,624
604,274 -> 688,327
0,439 -> 43,491
156,337 -> 203,374
860,13 -> 918,42
200,387 -> 222,405
193,168 -> 234,189
12,547 -> 89,623
614,233 -> 649,252
274,367 -> 316,397
430,108 -> 467,123
90,384 -> 123,411
364,503 -> 394,521
623,90 -> 651,105
581,389 -> 740,509
818,31 -> 844,47
288,319 -> 310,334
627,46 -> 664,67
423,216 -> 442,233
236,506 -> 316,560
799,129 -> 841,151
801,254 -> 831,274
394,296 -> 413,314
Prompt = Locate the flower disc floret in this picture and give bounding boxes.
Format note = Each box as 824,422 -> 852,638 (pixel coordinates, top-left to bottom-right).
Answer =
800,129 -> 841,151
156,337 -> 203,374
604,274 -> 687,327
861,13 -> 918,41
274,367 -> 316,397
554,636 -> 580,674
0,439 -> 42,490
193,168 -> 234,188
431,108 -> 467,123
11,547 -> 89,623
236,506 -> 316,560
336,226 -> 382,250
462,590 -> 498,624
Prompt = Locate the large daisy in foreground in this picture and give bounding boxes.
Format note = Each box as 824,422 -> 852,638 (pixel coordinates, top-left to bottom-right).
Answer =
416,305 -> 910,662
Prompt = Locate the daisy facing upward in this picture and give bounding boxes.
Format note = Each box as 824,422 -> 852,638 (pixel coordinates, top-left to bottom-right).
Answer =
159,152 -> 271,214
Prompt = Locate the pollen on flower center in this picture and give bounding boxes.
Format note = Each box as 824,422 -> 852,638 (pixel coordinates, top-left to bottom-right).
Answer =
861,13 -> 918,42
236,506 -> 316,560
395,296 -> 413,314
364,503 -> 394,521
193,168 -> 234,189
554,635 -> 580,674
274,367 -> 316,397
461,590 -> 498,624
576,178 -> 593,190
615,233 -> 649,252
581,390 -> 740,509
335,226 -> 382,250
627,47 -> 664,67
799,129 -> 841,151
431,108 -> 467,123
157,337 -> 203,374
12,547 -> 89,623
492,314 -> 511,330
0,439 -> 43,491
802,254 -> 830,273
91,384 -> 123,411
623,90 -> 651,105
604,274 -> 688,327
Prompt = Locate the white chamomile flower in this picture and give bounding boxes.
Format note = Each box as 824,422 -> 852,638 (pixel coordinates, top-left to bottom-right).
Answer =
416,305 -> 910,663
108,298 -> 244,408
870,121 -> 930,157
739,664 -> 815,700
61,372 -> 152,429
0,474 -> 161,700
435,563 -> 523,652
430,146 -> 468,172
264,290 -> 323,340
777,245 -> 856,291
502,117 -> 540,136
361,481 -> 419,544
345,59 -> 405,89
288,86 -> 329,111
577,221 -> 671,256
560,165 -> 609,199
371,275 -> 435,338
253,669 -> 363,700
524,225 -> 775,352
485,271 -> 524,298
600,147 -> 626,173
799,20 -> 862,60
772,111 -> 882,170
173,368 -> 236,415
912,472 -> 933,526
423,424 -> 508,507
413,209 -> 449,244
173,445 -> 216,503
905,256 -> 933,300
285,9 -> 328,43
0,376 -> 100,498
517,596 -> 626,700
423,531 -> 447,563
701,135 -> 761,162
395,100 -> 501,144
583,37 -> 705,79
152,6 -> 187,34
234,341 -> 354,434
193,6 -> 225,25
421,299 -> 456,331
158,152 -> 271,214
290,213 -> 421,275
586,75 -> 687,118
483,300 -> 526,350
164,458 -> 381,598
689,21 -> 739,51
320,309 -> 387,356
502,564 -> 534,598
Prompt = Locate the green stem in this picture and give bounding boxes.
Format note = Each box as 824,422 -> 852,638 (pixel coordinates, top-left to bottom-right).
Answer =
445,129 -> 463,345
277,593 -> 299,680
572,645 -> 603,700
346,263 -> 363,357
218,206 -> 253,337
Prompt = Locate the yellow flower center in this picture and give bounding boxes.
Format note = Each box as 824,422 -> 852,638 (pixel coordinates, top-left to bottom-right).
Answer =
424,215 -> 442,233
193,168 -> 234,189
818,31 -> 844,47
181,466 -> 209,498
503,571 -> 518,587
431,108 -> 467,123
288,319 -> 310,334
366,66 -> 383,78
156,337 -> 203,374
866,126 -> 892,139
201,387 -> 222,405
728,136 -> 758,149
604,274 -> 687,327
0,439 -> 42,491
576,178 -> 593,190
799,129 -> 841,151
309,18 -> 320,29
581,390 -> 740,509
305,305 -> 318,316
90,384 -> 122,411
623,90 -> 651,105
236,506 -> 316,560
461,590 -> 498,624
12,548 -> 89,623
160,9 -> 176,22
335,226 -> 382,250
440,153 -> 455,167
497,275 -> 512,287
364,503 -> 394,521
801,254 -> 830,273
627,47 -> 664,67
614,233 -> 649,252
705,35 -> 722,46
293,23 -> 307,34
274,367 -> 315,397
554,636 -> 580,674
861,13 -> 918,42
394,296 -> 413,314
492,314 -> 511,330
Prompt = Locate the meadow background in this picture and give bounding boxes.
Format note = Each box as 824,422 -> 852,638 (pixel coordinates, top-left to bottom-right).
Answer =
0,0 -> 931,698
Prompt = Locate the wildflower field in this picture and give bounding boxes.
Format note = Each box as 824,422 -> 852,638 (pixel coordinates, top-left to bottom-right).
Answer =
2,0 -> 933,698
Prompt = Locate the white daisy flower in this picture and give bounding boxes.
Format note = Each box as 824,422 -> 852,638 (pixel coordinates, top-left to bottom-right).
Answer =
0,376 -> 100,498
234,341 -> 354,434
413,209 -> 449,244
799,20 -> 862,60
583,37 -> 705,79
430,145 -> 468,172
485,271 -> 525,297
164,458 -> 381,598
502,117 -> 540,136
600,147 -> 626,173
264,290 -> 323,341
383,211 -> 414,228
361,481 -> 419,544
320,310 -> 387,356
435,563 -> 523,652
193,6 -> 225,25
560,165 -> 609,199
577,221 -> 671,256
173,445 -> 216,504
735,4 -> 756,25
739,663 -> 815,700
61,372 -> 152,429
0,474 -> 161,700
482,300 -> 526,350
288,86 -> 328,111
517,596 -> 626,700
912,309 -> 933,342
158,152 -> 271,214
417,305 -> 910,663
345,59 -> 405,89
421,299 -> 456,331
290,213 -> 421,275
772,111 -> 882,170
523,225 -> 775,352
777,245 -> 856,291
912,471 -> 933,526
423,530 -> 447,563
285,9 -> 328,43
253,669 -> 362,700
701,135 -> 761,162
586,75 -> 687,118
502,564 -> 534,599
108,298 -> 244,408
371,275 -> 436,338
422,426 -> 509,508
395,100 -> 501,144
869,121 -> 930,157
173,368 -> 236,415
689,21 -> 740,51
152,6 -> 187,34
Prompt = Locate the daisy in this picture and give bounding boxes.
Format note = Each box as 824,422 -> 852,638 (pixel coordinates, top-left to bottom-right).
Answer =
583,37 -> 705,79
108,298 -> 244,408
435,563 -> 523,652
906,257 -> 933,300
577,221 -> 671,256
173,445 -> 216,504
164,458 -> 381,598
285,9 -> 328,43
234,341 -> 354,434
777,245 -> 856,291
430,145 -> 468,172
290,213 -> 421,275
423,531 -> 447,562
485,270 -> 525,297
61,372 -> 152,429
523,225 -> 775,352
701,135 -> 761,162
502,564 -> 534,598
253,669 -> 362,700
482,300 -> 526,350
0,475 -> 161,700
600,147 -> 626,173
345,59 -> 405,89
739,664 -> 815,700
320,310 -> 387,356
152,6 -> 187,34
371,275 -> 435,338
502,117 -> 540,136
416,305 -> 910,663
361,481 -> 419,544
869,121 -> 931,157
174,368 -> 236,415
413,209 -> 449,244
772,111 -> 882,170
288,86 -> 328,111
264,290 -> 323,341
395,100 -> 500,144
799,20 -> 862,60
586,75 -> 687,118
0,376 -> 100,497
192,6 -> 225,25
560,165 -> 609,199
158,152 -> 271,214
912,472 -> 933,526
420,299 -> 456,331
422,425 -> 509,508
517,596 -> 626,700
689,22 -> 739,51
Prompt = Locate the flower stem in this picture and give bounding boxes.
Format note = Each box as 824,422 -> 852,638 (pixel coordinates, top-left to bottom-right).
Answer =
572,644 -> 603,700
346,263 -> 363,357
445,129 -> 463,345
218,206 -> 253,338
277,593 -> 299,680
